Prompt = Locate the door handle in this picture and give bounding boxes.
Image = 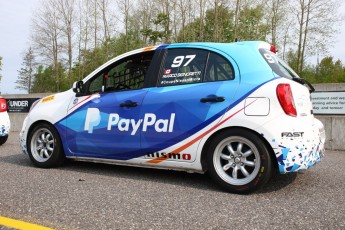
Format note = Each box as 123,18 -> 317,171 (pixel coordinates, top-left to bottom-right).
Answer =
120,101 -> 138,107
200,96 -> 225,103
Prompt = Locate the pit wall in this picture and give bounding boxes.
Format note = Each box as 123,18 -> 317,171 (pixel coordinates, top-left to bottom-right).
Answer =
2,83 -> 345,151
313,83 -> 345,151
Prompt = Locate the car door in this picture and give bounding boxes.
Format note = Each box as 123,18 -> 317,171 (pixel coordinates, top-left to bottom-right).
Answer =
140,47 -> 240,161
62,50 -> 157,160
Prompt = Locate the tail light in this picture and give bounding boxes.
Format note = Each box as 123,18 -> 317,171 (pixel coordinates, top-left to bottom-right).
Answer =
0,98 -> 8,112
276,84 -> 297,117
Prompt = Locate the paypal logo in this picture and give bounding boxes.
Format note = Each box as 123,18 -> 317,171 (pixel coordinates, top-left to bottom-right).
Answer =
84,108 -> 175,135
84,108 -> 101,133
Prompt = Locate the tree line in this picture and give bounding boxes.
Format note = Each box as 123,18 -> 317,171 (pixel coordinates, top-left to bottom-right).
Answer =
14,0 -> 345,93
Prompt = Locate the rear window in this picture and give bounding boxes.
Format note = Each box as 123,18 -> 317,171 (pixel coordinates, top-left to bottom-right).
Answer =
259,48 -> 299,79
204,52 -> 234,82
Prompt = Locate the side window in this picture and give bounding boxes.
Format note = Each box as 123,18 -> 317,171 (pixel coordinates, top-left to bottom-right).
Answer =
204,52 -> 234,82
87,51 -> 154,94
89,73 -> 104,93
159,48 -> 208,86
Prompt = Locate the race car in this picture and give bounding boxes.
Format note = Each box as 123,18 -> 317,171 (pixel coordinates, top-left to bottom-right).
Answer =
0,97 -> 10,145
20,41 -> 325,193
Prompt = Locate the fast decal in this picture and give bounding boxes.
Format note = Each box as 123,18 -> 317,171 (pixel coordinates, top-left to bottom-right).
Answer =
84,108 -> 176,135
281,132 -> 304,138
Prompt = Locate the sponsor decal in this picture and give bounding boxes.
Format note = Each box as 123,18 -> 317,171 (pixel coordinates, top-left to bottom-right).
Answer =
6,98 -> 40,113
281,132 -> 304,138
160,71 -> 202,85
42,95 -> 55,103
164,69 -> 172,74
84,108 -> 175,135
84,108 -> 101,133
161,71 -> 201,79
145,152 -> 192,161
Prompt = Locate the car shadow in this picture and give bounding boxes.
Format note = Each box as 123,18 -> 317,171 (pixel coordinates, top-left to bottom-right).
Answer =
1,153 -> 297,194
61,159 -> 219,192
258,170 -> 298,194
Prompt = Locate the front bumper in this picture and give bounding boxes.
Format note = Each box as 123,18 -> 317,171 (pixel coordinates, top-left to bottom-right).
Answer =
19,116 -> 29,155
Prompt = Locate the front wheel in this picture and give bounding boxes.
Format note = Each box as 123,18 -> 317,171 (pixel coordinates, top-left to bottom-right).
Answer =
27,123 -> 65,168
207,129 -> 272,194
0,135 -> 8,145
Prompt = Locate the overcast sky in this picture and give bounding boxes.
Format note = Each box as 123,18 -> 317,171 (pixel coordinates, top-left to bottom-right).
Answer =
0,1 -> 344,95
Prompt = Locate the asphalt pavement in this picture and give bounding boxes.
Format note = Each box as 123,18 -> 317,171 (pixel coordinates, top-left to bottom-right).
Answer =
0,132 -> 344,229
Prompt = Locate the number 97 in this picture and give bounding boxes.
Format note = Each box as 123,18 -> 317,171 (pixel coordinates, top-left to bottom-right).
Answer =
171,55 -> 196,68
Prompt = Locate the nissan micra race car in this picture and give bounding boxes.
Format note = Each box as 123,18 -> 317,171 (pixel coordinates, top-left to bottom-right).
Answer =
20,41 -> 325,193
0,96 -> 10,145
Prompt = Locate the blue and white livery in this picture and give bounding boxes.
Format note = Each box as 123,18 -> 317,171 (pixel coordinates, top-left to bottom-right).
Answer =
20,41 -> 325,193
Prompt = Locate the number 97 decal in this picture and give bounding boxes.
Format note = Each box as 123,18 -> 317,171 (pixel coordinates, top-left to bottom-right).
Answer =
263,53 -> 278,64
171,55 -> 196,68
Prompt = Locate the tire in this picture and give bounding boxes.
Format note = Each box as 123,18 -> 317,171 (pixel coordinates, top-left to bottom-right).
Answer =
27,123 -> 65,168
207,129 -> 272,194
0,135 -> 8,145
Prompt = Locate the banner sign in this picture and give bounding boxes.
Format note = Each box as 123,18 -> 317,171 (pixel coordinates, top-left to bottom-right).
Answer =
6,98 -> 40,113
311,91 -> 345,115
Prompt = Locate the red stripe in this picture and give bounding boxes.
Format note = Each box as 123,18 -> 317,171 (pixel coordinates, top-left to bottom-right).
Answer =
68,95 -> 93,112
147,99 -> 257,164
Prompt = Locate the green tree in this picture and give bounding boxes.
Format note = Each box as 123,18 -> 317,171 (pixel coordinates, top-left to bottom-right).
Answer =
236,5 -> 269,41
141,13 -> 171,44
31,64 -> 66,93
177,6 -> 234,42
317,57 -> 345,83
15,47 -> 36,93
176,18 -> 201,42
204,5 -> 234,42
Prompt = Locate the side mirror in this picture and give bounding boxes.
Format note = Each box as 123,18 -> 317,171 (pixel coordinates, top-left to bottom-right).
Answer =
73,80 -> 84,96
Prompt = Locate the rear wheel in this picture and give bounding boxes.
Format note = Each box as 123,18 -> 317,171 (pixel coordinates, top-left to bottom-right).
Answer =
0,135 -> 8,145
27,123 -> 65,168
207,129 -> 272,194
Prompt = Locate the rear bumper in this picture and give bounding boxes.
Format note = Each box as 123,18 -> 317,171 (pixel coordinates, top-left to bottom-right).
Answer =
275,118 -> 325,174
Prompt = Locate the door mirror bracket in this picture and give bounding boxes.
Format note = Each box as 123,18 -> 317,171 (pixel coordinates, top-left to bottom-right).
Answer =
73,81 -> 84,96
